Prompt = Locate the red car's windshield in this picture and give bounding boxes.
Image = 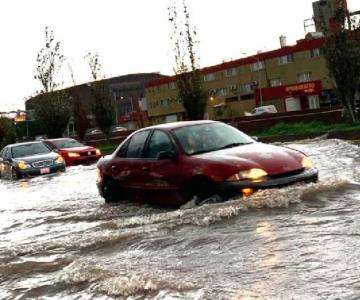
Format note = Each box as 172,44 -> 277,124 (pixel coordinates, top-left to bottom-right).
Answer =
52,139 -> 84,149
173,123 -> 254,155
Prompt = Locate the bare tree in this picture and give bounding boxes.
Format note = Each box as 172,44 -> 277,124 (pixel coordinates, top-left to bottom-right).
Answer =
33,27 -> 71,138
85,52 -> 115,136
66,61 -> 90,140
168,0 -> 207,120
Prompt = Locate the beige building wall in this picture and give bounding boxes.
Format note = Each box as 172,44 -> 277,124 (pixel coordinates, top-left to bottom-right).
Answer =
145,39 -> 331,125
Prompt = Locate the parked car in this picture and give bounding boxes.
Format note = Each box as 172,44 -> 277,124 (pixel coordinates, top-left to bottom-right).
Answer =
84,128 -> 106,141
245,105 -> 278,116
0,142 -> 66,179
96,121 -> 318,205
43,138 -> 102,166
110,126 -> 128,133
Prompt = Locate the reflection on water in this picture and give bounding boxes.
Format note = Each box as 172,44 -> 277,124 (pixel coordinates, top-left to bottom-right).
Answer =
0,138 -> 360,299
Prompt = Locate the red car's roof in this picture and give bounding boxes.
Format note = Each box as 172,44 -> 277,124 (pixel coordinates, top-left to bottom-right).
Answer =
139,120 -> 217,131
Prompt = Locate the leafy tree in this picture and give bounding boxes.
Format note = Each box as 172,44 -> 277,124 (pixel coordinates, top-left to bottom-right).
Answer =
322,8 -> 360,123
33,91 -> 71,138
33,27 -> 71,137
0,117 -> 16,148
85,52 -> 115,135
168,0 -> 207,120
73,96 -> 90,140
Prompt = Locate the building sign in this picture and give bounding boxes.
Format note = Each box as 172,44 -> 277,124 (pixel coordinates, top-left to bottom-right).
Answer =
285,82 -> 317,95
254,80 -> 322,101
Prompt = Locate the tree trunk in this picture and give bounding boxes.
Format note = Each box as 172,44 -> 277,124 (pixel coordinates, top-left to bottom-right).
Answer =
344,97 -> 357,123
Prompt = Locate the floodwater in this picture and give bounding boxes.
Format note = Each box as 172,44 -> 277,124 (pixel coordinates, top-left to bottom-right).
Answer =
1,138 -> 360,300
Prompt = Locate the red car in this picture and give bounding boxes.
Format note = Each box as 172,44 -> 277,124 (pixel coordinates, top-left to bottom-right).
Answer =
43,138 -> 102,166
96,121 -> 318,206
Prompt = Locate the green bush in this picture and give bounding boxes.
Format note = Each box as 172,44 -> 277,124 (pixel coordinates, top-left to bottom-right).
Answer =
253,121 -> 360,137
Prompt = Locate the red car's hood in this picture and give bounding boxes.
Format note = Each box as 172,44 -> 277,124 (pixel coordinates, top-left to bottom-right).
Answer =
60,146 -> 95,152
197,143 -> 304,176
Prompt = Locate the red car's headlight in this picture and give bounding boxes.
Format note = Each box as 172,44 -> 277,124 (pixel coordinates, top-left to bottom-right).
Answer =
68,152 -> 80,157
95,149 -> 101,155
302,156 -> 313,169
227,168 -> 268,182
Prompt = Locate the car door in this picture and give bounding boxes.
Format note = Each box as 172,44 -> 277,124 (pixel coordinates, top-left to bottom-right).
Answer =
0,147 -> 5,177
143,130 -> 184,204
0,147 -> 12,178
110,130 -> 151,194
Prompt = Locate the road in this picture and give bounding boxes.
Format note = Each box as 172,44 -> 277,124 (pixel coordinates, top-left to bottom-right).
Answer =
1,138 -> 360,299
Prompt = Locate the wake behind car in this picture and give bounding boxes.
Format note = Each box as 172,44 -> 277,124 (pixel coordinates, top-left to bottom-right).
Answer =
96,121 -> 318,206
43,138 -> 102,166
0,142 -> 66,179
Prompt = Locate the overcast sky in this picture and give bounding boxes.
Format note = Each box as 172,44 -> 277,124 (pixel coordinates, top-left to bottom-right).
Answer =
0,0 -> 358,111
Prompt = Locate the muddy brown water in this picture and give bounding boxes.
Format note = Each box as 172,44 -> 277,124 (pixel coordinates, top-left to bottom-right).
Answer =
1,138 -> 360,299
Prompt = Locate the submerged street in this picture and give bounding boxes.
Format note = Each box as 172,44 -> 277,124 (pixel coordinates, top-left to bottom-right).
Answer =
1,138 -> 360,299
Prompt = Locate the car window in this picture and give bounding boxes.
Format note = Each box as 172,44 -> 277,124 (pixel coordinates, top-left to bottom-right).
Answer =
146,130 -> 173,159
52,139 -> 84,149
12,143 -> 51,158
3,148 -> 11,160
174,123 -> 254,155
126,131 -> 150,158
116,139 -> 130,158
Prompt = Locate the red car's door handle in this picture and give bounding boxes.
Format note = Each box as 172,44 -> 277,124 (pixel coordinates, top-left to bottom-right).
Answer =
142,166 -> 150,172
111,165 -> 118,172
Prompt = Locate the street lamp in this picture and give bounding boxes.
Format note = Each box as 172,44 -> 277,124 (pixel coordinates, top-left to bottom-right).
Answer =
242,52 -> 264,107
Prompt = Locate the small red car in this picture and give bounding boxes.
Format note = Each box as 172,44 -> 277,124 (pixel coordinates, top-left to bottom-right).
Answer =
96,121 -> 318,206
43,138 -> 102,166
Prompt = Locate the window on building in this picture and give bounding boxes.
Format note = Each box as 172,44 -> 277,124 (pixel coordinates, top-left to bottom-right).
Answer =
118,98 -> 133,115
204,73 -> 216,81
250,61 -> 265,72
310,48 -> 323,58
229,84 -> 237,92
278,54 -> 294,65
297,72 -> 312,83
168,82 -> 176,90
217,88 -> 229,97
269,78 -> 282,87
225,68 -> 238,77
241,83 -> 252,92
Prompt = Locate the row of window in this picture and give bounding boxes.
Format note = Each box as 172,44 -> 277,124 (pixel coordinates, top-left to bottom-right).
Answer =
201,49 -> 322,82
148,72 -> 313,108
147,82 -> 177,94
147,48 -> 323,94
149,97 -> 182,109
269,72 -> 312,87
210,72 -> 313,94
